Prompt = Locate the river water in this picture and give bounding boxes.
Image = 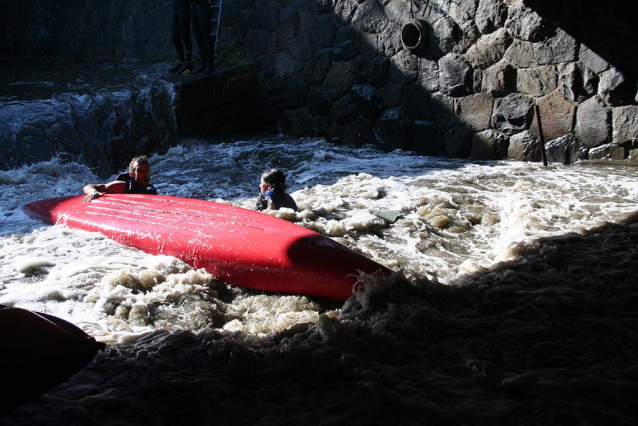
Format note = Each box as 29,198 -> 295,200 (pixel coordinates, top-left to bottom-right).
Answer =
1,135 -> 638,424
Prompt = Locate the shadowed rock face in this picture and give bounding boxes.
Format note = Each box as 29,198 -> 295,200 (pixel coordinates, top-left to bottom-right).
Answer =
0,63 -> 177,178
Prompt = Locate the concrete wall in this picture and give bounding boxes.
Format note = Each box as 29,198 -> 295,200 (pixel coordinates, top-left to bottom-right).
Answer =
2,0 -> 637,162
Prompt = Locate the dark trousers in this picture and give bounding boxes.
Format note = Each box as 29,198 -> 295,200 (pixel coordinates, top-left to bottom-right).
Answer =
171,0 -> 192,62
191,0 -> 215,64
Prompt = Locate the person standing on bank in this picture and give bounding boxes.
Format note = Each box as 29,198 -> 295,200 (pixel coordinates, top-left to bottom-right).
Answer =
255,168 -> 298,211
191,0 -> 216,74
82,156 -> 158,202
169,0 -> 194,74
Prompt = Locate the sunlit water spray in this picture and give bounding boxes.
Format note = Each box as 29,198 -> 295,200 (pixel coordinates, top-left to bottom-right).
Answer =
1,137 -> 637,344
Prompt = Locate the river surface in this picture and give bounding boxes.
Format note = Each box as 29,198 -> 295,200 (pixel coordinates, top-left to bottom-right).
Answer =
1,137 -> 638,424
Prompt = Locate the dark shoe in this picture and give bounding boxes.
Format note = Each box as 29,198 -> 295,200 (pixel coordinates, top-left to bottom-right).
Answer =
203,65 -> 215,75
168,62 -> 182,73
179,62 -> 193,74
192,61 -> 207,74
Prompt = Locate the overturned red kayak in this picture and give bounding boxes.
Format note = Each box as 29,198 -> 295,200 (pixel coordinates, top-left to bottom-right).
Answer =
24,194 -> 391,300
0,305 -> 105,413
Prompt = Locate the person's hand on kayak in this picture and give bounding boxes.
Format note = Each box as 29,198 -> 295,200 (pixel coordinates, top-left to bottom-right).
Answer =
82,190 -> 104,202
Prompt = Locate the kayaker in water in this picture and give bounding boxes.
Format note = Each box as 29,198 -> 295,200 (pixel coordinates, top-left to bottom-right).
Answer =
82,155 -> 157,202
254,168 -> 298,211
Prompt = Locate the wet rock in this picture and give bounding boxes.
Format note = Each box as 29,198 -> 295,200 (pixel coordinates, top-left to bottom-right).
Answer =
412,121 -> 444,157
588,144 -> 626,161
612,106 -> 638,144
491,93 -> 535,135
352,0 -> 388,34
574,96 -> 610,147
470,129 -> 509,160
531,91 -> 576,141
508,130 -> 541,161
516,66 -> 557,97
545,134 -> 589,164
455,93 -> 494,132
439,53 -> 473,97
466,28 -> 512,70
475,0 -> 506,34
482,60 -> 517,97
373,107 -> 410,152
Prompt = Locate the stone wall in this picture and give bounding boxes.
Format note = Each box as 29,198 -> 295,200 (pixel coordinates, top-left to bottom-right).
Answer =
221,0 -> 638,162
2,0 -> 637,163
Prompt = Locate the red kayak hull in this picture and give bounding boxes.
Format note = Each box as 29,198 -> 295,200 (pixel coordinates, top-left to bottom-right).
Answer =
0,305 -> 104,412
24,195 -> 390,300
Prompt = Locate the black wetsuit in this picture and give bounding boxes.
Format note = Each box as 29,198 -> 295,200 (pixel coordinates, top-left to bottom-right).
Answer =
191,0 -> 215,66
116,174 -> 158,195
255,189 -> 297,211
171,0 -> 193,63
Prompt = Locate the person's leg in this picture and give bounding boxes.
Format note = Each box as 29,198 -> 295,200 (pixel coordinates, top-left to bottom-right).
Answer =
192,0 -> 215,74
191,6 -> 207,74
170,11 -> 185,72
177,0 -> 193,73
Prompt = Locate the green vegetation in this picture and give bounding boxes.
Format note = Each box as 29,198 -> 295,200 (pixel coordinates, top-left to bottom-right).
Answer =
214,38 -> 247,67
